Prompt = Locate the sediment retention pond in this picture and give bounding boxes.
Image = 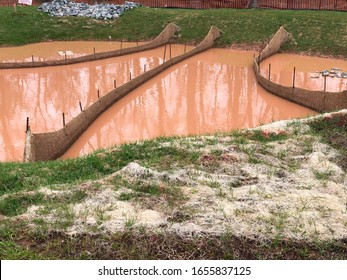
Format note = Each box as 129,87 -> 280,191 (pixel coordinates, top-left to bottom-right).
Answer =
260,54 -> 347,93
2,41 -> 345,161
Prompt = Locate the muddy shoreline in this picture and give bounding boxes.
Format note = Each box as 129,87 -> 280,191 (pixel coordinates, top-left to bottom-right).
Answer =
1,40 -> 346,60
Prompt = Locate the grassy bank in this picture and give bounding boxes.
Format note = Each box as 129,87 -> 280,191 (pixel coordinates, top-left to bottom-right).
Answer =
0,6 -> 346,56
1,113 -> 347,259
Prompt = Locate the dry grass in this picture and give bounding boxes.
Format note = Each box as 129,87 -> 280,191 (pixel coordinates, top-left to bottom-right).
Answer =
1,111 -> 347,259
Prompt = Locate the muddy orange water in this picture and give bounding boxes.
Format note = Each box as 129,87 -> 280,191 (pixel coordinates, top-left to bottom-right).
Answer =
0,42 -> 191,161
0,41 -> 147,63
2,43 -> 337,162
261,54 -> 347,92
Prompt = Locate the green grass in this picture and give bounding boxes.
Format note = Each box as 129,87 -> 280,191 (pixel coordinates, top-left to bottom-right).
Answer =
0,193 -> 44,217
112,174 -> 186,206
0,190 -> 87,217
0,6 -> 346,56
0,155 -> 110,196
0,138 -> 199,196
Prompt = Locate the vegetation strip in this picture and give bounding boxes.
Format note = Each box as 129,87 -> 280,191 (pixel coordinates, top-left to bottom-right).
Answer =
1,229 -> 346,260
0,6 -> 346,57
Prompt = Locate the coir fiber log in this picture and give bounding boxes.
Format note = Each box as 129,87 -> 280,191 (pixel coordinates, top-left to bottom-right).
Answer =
0,23 -> 179,69
253,26 -> 347,113
23,26 -> 221,162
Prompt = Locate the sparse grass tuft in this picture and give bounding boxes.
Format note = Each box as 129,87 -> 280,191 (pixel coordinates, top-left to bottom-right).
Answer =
312,168 -> 334,182
249,130 -> 289,143
0,189 -> 86,218
309,115 -> 347,171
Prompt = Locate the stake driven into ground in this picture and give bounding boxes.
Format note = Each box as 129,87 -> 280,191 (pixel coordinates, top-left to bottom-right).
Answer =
0,6 -> 346,259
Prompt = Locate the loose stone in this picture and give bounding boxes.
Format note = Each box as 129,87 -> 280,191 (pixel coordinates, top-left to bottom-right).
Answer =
38,0 -> 141,20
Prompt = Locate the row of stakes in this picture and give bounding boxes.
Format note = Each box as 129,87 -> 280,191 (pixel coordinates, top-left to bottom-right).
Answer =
255,48 -> 330,92
25,42 -> 189,132
27,41 -> 188,65
264,63 -> 329,92
28,40 -> 140,65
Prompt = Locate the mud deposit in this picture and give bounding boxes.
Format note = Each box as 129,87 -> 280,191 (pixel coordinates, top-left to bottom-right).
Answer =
0,43 -> 322,161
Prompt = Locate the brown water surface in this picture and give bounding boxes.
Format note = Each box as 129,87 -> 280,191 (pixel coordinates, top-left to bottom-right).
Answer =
62,50 -> 318,159
0,42 -> 189,161
1,44 -> 330,162
261,54 -> 347,92
0,41 -> 146,63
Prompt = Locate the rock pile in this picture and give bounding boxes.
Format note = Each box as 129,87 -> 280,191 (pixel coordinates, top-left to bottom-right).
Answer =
38,0 -> 142,20
310,68 -> 347,79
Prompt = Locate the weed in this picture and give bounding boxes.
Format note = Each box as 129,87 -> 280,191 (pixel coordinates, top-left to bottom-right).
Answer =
207,181 -> 221,189
124,217 -> 137,229
277,149 -> 288,161
301,137 -> 315,154
51,205 -> 75,230
229,179 -> 242,189
312,168 -> 334,182
259,144 -> 272,155
249,130 -> 288,143
288,158 -> 301,172
216,188 -> 227,199
118,192 -> 134,201
95,207 -> 111,225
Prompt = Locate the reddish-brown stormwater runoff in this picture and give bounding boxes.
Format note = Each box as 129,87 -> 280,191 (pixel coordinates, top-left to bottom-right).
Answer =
3,42 -> 342,162
261,54 -> 347,92
0,41 -> 147,63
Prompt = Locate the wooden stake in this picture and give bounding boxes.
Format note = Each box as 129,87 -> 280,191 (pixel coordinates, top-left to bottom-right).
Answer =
93,47 -> 96,59
97,89 -> 100,99
64,53 -> 67,64
163,45 -> 167,62
268,63 -> 271,80
62,113 -> 66,127
130,72 -> 132,81
31,55 -> 34,67
114,79 -> 117,88
292,67 -> 296,88
169,43 -> 172,59
324,76 -> 327,92
26,117 -> 30,132
79,101 -> 83,112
